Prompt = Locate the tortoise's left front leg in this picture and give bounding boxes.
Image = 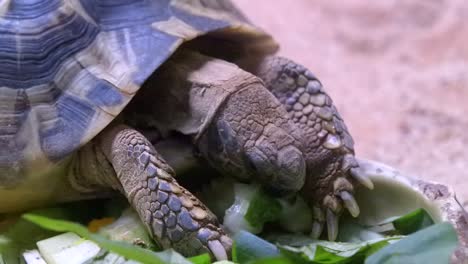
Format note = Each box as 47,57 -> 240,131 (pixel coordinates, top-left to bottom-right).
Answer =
73,125 -> 231,260
243,56 -> 374,240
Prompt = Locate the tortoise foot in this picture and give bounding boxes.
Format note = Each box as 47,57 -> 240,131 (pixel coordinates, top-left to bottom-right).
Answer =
310,166 -> 373,240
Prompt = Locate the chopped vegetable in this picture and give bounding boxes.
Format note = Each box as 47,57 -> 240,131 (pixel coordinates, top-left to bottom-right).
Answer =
392,208 -> 434,235
365,222 -> 458,264
188,253 -> 211,264
244,188 -> 282,231
36,232 -> 100,264
232,231 -> 280,263
223,183 -> 304,234
151,249 -> 196,264
0,208 -> 66,264
22,250 -> 46,264
0,175 -> 460,264
223,184 -> 262,234
88,217 -> 115,233
278,238 -> 396,264
98,209 -> 156,250
369,208 -> 434,235
337,221 -> 387,242
90,252 -> 126,264
22,214 -> 166,264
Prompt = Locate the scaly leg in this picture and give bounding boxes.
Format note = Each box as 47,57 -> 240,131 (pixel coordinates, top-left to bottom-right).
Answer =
74,125 -> 231,260
246,56 -> 373,240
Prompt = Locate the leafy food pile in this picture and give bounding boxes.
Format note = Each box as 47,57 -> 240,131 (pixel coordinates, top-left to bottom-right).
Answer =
0,182 -> 459,264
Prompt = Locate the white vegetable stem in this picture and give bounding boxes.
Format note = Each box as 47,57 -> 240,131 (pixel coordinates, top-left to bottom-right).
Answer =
22,250 -> 46,264
224,183 -> 261,234
36,232 -> 100,264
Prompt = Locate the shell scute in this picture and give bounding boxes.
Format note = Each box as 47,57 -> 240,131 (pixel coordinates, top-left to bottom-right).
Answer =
40,94 -> 95,161
0,0 -> 275,181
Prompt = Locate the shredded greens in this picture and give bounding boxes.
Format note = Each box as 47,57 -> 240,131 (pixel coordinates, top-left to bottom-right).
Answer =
0,188 -> 460,264
244,189 -> 282,230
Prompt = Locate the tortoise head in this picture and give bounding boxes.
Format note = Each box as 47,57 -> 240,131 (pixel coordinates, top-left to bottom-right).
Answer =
197,83 -> 306,195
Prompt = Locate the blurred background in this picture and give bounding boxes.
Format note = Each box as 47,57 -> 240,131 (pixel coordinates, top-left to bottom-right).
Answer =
235,0 -> 468,205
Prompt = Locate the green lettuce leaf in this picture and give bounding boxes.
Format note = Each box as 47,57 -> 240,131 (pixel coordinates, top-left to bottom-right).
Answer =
188,253 -> 211,264
365,222 -> 458,264
22,214 -> 166,264
277,237 -> 399,264
244,190 -> 282,229
370,208 -> 434,236
392,208 -> 434,235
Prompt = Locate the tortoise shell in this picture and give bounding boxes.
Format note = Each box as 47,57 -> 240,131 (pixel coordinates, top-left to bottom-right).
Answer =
0,0 -> 277,184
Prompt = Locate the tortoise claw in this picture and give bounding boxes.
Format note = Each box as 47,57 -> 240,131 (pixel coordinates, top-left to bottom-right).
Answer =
326,208 -> 339,241
333,177 -> 354,193
311,206 -> 325,239
316,175 -> 363,240
208,239 -> 229,260
311,220 -> 324,239
323,194 -> 343,213
340,191 -> 360,217
350,167 -> 374,190
312,206 -> 325,222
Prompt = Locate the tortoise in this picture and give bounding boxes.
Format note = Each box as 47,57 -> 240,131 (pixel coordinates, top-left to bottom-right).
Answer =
0,0 -> 373,260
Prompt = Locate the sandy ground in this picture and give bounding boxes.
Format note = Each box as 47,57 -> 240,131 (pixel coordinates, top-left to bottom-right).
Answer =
235,0 -> 468,204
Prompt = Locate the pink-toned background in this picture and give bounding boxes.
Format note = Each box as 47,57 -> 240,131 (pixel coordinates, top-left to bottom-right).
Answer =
235,0 -> 468,204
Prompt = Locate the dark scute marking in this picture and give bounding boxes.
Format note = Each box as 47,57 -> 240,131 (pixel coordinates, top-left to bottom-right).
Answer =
86,80 -> 123,106
0,13 -> 99,88
40,95 -> 95,161
171,5 -> 230,32
26,83 -> 63,106
4,0 -> 61,18
132,29 -> 179,85
0,0 -> 236,89
79,0 -> 172,30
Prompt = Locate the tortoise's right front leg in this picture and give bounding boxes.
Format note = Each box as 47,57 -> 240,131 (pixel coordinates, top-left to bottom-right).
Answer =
241,56 -> 374,240
75,125 -> 231,260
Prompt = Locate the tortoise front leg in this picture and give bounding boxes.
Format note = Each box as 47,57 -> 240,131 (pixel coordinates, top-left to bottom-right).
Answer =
246,56 -> 374,240
75,125 -> 231,260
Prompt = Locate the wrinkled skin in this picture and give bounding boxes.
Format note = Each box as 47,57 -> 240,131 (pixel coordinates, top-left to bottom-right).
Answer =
73,50 -> 373,260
